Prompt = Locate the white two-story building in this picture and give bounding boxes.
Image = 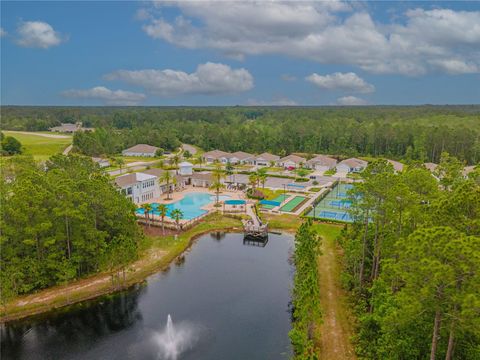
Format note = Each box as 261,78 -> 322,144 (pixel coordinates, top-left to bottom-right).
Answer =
114,172 -> 160,204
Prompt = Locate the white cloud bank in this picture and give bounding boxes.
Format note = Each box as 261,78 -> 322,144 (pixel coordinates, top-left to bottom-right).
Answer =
105,62 -> 254,96
16,21 -> 64,49
336,96 -> 368,106
306,72 -> 374,93
139,2 -> 480,75
62,86 -> 146,105
0,28 -> 6,37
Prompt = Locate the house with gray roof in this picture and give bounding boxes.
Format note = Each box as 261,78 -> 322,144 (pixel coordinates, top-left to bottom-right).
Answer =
202,150 -> 232,164
229,151 -> 254,164
122,144 -> 159,157
254,152 -> 280,167
337,158 -> 368,173
278,154 -> 307,168
306,155 -> 337,171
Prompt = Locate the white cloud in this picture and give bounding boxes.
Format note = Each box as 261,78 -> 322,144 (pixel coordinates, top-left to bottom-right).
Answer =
0,28 -> 6,37
306,72 -> 375,93
105,62 -> 254,96
247,97 -> 298,106
62,86 -> 146,105
16,21 -> 64,49
139,3 -> 480,75
336,96 -> 368,106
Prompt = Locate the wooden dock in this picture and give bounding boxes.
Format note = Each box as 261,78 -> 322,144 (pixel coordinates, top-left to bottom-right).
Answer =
243,204 -> 269,239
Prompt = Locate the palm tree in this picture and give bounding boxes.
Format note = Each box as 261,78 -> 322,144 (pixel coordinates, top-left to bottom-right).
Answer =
248,173 -> 258,192
160,171 -> 174,199
195,156 -> 204,167
211,163 -> 226,204
225,161 -> 234,183
170,209 -> 184,230
115,157 -> 125,173
141,203 -> 152,226
171,154 -> 181,174
157,204 -> 168,234
257,168 -> 267,188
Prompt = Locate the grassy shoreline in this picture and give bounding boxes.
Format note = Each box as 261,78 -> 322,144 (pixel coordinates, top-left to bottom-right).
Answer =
0,214 -> 244,323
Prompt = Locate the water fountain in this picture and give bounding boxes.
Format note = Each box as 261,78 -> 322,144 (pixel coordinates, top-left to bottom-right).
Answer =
153,314 -> 198,360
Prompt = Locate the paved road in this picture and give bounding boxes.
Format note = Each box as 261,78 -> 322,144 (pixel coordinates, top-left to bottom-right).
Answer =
181,144 -> 197,155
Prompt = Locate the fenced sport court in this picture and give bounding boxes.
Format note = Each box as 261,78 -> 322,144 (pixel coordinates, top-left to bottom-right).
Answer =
306,183 -> 354,222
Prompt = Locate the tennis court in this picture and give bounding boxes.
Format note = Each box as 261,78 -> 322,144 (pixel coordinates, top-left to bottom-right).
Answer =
280,196 -> 307,212
306,183 -> 355,222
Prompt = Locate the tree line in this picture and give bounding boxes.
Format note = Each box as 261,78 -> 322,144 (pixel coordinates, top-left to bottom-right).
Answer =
340,154 -> 480,359
0,155 -> 141,304
290,220 -> 322,359
1,106 -> 479,164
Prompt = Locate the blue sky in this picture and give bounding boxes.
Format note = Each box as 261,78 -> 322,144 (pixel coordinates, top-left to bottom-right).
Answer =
1,1 -> 479,106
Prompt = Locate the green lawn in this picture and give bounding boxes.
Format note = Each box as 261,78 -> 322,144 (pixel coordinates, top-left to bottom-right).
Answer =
3,131 -> 72,161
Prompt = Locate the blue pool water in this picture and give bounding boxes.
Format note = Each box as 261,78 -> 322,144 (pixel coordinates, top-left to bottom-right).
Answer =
136,192 -> 230,220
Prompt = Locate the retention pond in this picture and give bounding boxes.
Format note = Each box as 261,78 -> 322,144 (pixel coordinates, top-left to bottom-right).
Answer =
1,232 -> 294,360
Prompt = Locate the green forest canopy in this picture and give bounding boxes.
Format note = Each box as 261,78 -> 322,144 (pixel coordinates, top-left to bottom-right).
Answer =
0,155 -> 141,303
340,156 -> 480,359
1,106 -> 479,164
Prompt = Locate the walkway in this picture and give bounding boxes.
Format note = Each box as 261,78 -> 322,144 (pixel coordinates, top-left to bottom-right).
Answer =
245,203 -> 261,226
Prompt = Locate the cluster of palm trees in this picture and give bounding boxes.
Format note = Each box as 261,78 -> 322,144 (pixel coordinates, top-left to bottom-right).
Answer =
210,163 -> 226,205
248,168 -> 268,192
140,203 -> 184,232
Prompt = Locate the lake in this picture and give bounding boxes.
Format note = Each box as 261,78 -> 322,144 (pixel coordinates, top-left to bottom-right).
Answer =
1,232 -> 294,360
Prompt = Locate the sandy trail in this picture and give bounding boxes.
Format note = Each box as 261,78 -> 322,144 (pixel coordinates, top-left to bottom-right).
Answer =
317,233 -> 357,359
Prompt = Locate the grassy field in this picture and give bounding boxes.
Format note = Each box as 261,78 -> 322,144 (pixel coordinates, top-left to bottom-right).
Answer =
3,131 -> 72,161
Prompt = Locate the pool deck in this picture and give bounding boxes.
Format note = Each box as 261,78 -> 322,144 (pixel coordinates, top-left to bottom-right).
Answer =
140,186 -> 247,225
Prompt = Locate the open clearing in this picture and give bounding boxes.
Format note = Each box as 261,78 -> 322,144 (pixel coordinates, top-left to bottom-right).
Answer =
3,131 -> 72,160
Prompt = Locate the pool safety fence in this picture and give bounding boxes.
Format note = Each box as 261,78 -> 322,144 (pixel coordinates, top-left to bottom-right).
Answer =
136,209 -> 214,231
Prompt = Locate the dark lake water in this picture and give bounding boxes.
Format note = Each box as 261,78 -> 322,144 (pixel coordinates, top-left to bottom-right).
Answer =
1,232 -> 294,360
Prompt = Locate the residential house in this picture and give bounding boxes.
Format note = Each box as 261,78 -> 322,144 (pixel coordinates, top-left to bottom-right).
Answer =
337,158 -> 368,173
92,157 -> 110,168
189,172 -> 213,187
306,155 -> 337,171
49,123 -> 81,133
122,144 -> 159,157
228,151 -> 254,165
278,154 -> 307,169
388,159 -> 404,173
179,161 -> 194,176
114,172 -> 159,204
254,152 -> 280,167
202,150 -> 232,164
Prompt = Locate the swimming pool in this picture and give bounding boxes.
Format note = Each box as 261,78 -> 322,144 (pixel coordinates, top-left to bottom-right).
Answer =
136,192 -> 230,220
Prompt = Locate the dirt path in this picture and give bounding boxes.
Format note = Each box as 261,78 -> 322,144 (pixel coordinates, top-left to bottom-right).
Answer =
317,227 -> 357,360
62,144 -> 73,155
1,247 -> 167,322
